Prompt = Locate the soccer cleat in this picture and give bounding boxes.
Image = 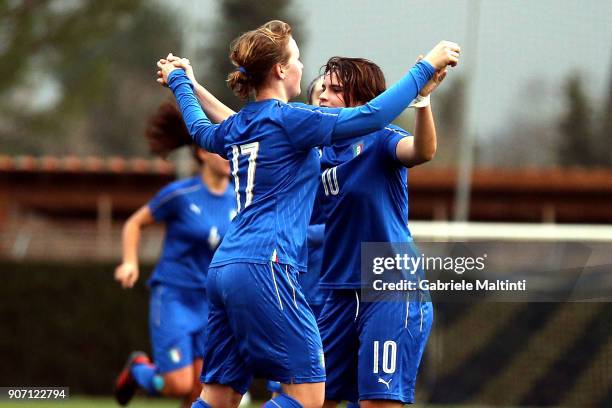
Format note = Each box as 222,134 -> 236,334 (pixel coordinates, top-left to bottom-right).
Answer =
114,351 -> 151,406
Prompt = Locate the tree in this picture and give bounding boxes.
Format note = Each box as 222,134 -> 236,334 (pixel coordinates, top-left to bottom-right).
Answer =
596,63 -> 612,166
197,0 -> 303,112
430,75 -> 466,167
0,1 -> 182,156
479,76 -> 560,168
557,74 -> 598,166
0,1 -> 141,91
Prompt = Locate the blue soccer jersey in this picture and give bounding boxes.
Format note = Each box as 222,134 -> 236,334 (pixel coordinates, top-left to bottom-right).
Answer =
201,99 -> 336,270
299,192 -> 328,313
147,176 -> 236,288
167,61 -> 434,271
319,125 -> 411,289
167,60 -> 434,394
317,126 -> 434,404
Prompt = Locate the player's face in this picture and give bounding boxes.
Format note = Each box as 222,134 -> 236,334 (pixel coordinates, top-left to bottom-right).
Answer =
198,149 -> 230,177
308,77 -> 325,106
283,37 -> 303,98
319,72 -> 346,108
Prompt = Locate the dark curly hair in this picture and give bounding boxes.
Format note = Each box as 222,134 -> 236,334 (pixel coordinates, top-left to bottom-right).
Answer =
145,101 -> 193,157
323,57 -> 386,107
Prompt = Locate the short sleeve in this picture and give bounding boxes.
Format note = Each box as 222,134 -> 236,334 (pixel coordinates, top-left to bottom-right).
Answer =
280,103 -> 340,150
148,185 -> 180,222
380,125 -> 411,162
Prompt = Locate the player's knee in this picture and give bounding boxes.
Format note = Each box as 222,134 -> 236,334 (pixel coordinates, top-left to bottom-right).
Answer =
360,400 -> 403,408
303,395 -> 325,408
231,393 -> 243,408
200,384 -> 242,408
264,393 -> 309,408
191,398 -> 213,408
163,370 -> 193,396
283,383 -> 324,408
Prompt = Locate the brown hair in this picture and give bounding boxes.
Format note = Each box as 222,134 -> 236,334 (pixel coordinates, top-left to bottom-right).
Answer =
145,101 -> 194,159
307,75 -> 323,105
323,57 -> 387,107
227,20 -> 293,100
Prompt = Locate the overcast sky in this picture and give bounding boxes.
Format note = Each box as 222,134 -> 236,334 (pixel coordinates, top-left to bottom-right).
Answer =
170,0 -> 612,140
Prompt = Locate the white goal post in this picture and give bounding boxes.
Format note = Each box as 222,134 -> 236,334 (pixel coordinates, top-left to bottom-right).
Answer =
409,221 -> 612,242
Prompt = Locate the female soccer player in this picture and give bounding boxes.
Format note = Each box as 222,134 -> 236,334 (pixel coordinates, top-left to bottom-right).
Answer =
157,20 -> 458,408
299,74 -> 327,318
113,102 -> 236,407
315,57 -> 445,408
266,75 -> 327,398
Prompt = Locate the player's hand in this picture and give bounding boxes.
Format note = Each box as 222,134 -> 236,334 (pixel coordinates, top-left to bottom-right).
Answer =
423,41 -> 460,70
156,53 -> 183,86
416,55 -> 448,97
157,53 -> 196,86
114,262 -> 139,289
170,54 -> 197,84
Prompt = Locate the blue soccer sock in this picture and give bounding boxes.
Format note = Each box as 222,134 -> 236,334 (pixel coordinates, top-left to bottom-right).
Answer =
130,362 -> 164,395
266,380 -> 283,394
191,398 -> 213,408
263,394 -> 303,408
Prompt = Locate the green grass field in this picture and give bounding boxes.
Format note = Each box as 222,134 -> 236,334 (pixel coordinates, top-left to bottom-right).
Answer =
0,396 -> 259,408
0,397 -> 500,408
0,398 -> 485,408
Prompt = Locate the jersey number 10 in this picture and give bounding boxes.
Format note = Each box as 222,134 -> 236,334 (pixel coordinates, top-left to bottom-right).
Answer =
373,340 -> 397,374
321,167 -> 340,196
231,142 -> 259,212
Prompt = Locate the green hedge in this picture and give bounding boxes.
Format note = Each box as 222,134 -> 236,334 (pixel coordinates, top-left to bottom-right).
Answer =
3,261 -> 609,404
0,261 -> 272,398
0,261 -> 152,394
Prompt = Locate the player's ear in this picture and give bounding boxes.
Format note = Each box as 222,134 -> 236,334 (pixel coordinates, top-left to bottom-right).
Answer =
273,63 -> 285,80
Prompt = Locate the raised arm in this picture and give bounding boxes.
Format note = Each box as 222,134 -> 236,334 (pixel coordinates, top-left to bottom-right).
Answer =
158,54 -> 236,123
332,41 -> 459,140
396,66 -> 448,167
159,61 -> 224,155
192,82 -> 236,123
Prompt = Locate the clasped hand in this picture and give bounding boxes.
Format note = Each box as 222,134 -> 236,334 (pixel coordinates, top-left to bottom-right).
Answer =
156,53 -> 195,86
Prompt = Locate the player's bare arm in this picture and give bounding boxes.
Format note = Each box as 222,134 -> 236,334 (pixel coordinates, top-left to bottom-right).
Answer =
396,62 -> 449,167
114,205 -> 155,289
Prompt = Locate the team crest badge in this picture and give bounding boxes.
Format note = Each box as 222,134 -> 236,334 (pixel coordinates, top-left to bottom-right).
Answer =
208,226 -> 220,249
169,348 -> 181,363
352,141 -> 365,157
189,203 -> 201,214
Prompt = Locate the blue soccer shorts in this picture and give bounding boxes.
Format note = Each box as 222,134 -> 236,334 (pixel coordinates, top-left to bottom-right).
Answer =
318,289 -> 433,404
149,284 -> 209,373
202,262 -> 326,394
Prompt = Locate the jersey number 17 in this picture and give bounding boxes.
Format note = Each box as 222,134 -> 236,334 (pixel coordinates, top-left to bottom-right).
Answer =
231,141 -> 259,212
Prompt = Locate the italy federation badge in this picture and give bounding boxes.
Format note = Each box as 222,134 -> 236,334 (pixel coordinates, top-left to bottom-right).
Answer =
352,141 -> 364,157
